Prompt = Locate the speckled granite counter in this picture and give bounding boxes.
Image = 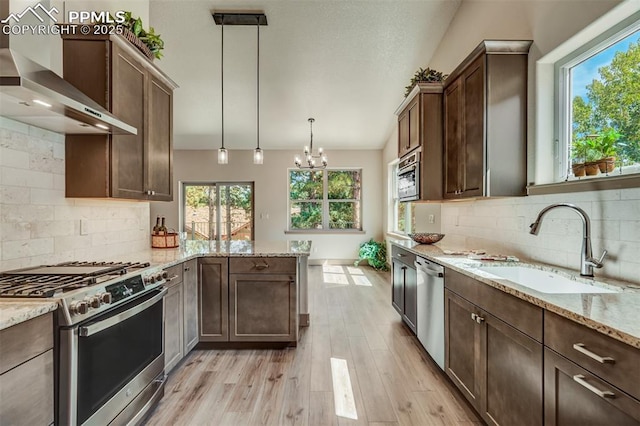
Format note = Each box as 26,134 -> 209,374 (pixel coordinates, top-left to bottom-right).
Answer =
0,301 -> 58,331
0,240 -> 312,330
391,240 -> 640,349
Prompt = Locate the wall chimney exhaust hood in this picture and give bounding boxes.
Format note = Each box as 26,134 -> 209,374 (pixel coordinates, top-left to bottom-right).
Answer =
0,2 -> 136,135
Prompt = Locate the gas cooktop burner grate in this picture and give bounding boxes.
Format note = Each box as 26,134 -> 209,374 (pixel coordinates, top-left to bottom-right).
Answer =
0,261 -> 151,298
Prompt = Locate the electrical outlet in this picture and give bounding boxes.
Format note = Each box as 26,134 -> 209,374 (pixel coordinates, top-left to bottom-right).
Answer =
428,214 -> 435,224
80,219 -> 89,235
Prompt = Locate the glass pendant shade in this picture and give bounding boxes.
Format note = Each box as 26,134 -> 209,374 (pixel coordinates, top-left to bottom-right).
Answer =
253,148 -> 263,165
218,147 -> 228,164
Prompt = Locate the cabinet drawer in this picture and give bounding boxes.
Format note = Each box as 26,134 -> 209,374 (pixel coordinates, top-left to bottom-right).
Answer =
229,257 -> 296,274
391,245 -> 416,266
0,313 -> 53,375
545,311 -> 640,401
164,263 -> 184,287
445,268 -> 543,341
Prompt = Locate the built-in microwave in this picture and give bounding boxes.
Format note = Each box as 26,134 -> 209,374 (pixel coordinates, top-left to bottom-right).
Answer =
398,151 -> 420,202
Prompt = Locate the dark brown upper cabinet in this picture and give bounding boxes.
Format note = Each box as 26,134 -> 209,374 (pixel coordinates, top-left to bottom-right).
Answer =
61,32 -> 178,201
395,83 -> 444,201
443,40 -> 531,199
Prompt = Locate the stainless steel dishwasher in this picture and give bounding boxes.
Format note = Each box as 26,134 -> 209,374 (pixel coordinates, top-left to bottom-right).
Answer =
414,256 -> 445,370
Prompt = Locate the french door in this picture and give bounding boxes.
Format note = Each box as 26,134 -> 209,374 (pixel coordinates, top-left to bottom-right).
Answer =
182,182 -> 254,241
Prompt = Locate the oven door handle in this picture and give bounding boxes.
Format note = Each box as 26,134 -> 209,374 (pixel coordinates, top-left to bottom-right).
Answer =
79,288 -> 167,337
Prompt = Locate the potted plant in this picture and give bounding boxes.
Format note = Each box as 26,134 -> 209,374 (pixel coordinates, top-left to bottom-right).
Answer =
594,128 -> 621,173
354,239 -> 389,271
405,67 -> 448,97
572,136 -> 600,176
102,12 -> 165,60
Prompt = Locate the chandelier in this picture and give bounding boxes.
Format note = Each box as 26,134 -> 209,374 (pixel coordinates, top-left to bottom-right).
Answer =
294,118 -> 327,169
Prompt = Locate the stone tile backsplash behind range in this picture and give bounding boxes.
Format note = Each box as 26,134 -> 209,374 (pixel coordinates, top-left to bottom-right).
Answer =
0,117 -> 150,271
440,190 -> 640,283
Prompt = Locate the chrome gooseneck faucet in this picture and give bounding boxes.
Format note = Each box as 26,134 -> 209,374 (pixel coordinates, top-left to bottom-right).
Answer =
529,203 -> 607,277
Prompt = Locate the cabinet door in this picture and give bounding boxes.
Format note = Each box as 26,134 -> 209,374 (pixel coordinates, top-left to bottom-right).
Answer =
164,281 -> 184,374
544,348 -> 640,426
461,56 -> 485,197
402,264 -> 417,333
110,43 -> 146,199
198,258 -> 229,342
481,312 -> 543,426
444,78 -> 463,198
228,273 -> 297,342
445,289 -> 481,409
391,259 -> 405,316
147,76 -> 173,201
398,111 -> 409,158
183,259 -> 199,353
407,98 -> 420,153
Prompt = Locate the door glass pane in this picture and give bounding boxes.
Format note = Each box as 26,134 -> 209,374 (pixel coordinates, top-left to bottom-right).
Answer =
183,183 -> 253,241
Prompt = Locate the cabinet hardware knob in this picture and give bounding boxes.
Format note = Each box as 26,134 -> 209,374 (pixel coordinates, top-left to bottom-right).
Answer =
573,374 -> 615,399
184,267 -> 190,272
572,343 -> 615,364
397,253 -> 406,257
471,313 -> 477,321
475,315 -> 485,324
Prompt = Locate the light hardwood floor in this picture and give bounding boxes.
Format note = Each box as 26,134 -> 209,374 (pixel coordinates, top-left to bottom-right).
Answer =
144,265 -> 482,426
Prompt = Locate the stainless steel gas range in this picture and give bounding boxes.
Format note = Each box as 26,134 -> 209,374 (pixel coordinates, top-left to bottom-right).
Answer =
0,261 -> 168,426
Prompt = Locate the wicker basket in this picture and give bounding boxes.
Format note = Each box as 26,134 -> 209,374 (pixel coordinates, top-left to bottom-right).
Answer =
151,232 -> 178,248
121,27 -> 154,61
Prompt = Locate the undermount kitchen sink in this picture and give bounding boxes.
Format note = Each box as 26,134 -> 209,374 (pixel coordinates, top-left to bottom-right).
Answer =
477,266 -> 618,294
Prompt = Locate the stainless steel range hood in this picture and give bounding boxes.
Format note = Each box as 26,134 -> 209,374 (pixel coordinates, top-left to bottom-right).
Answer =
0,2 -> 136,135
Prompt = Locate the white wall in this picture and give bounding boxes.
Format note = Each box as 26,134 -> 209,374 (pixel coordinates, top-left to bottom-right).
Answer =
0,118 -> 150,271
152,149 -> 384,262
381,0 -> 640,283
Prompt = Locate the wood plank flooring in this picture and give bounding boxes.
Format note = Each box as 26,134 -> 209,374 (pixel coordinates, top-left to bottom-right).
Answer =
143,265 -> 481,426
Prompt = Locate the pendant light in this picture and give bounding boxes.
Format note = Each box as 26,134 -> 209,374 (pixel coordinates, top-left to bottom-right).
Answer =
213,12 -> 268,165
217,16 -> 227,164
253,17 -> 263,165
294,118 -> 328,169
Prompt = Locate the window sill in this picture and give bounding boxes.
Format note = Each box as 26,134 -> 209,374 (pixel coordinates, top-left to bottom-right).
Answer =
284,230 -> 366,235
527,174 -> 640,196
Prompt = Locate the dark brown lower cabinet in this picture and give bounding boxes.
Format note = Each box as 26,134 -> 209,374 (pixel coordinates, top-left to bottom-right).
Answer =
445,289 -> 543,425
198,258 -> 229,342
228,273 -> 297,342
544,348 -> 640,425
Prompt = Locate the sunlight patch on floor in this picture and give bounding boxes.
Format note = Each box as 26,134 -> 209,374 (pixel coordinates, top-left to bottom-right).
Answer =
346,267 -> 364,275
323,273 -> 349,285
352,275 -> 372,287
330,357 -> 358,420
322,265 -> 344,273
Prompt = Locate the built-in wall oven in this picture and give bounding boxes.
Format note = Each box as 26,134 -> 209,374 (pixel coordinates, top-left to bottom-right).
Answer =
398,151 -> 420,202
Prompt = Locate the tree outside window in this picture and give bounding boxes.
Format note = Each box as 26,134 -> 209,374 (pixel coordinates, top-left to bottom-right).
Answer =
568,29 -> 640,177
289,169 -> 362,231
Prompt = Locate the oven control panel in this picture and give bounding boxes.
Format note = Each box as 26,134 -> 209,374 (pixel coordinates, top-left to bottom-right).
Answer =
60,267 -> 167,325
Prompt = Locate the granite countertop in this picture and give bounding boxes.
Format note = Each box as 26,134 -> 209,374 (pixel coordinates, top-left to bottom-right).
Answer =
391,240 -> 640,349
0,301 -> 58,331
0,240 -> 312,331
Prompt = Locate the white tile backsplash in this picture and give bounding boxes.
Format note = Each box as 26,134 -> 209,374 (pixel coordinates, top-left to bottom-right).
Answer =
0,119 -> 150,271
440,190 -> 640,283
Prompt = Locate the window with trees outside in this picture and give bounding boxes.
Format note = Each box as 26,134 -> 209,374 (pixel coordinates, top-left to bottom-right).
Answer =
289,169 -> 362,231
559,22 -> 640,181
182,182 -> 253,241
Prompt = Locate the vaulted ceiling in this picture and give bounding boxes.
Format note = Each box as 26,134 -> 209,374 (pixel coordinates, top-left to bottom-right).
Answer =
150,1 -> 461,150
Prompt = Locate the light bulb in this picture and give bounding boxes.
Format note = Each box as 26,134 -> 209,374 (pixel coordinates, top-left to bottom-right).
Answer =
253,148 -> 263,165
322,156 -> 327,166
318,147 -> 323,155
294,156 -> 301,167
304,146 -> 309,155
218,148 -> 228,164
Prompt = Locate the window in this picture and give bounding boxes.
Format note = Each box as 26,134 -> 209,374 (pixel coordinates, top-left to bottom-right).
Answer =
288,169 -> 362,231
557,20 -> 640,181
182,182 -> 253,241
388,161 -> 415,234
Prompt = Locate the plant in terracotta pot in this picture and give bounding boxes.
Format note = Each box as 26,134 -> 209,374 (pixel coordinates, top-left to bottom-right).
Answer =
573,136 -> 601,176
404,67 -> 448,97
571,138 -> 588,177
594,128 -> 621,173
